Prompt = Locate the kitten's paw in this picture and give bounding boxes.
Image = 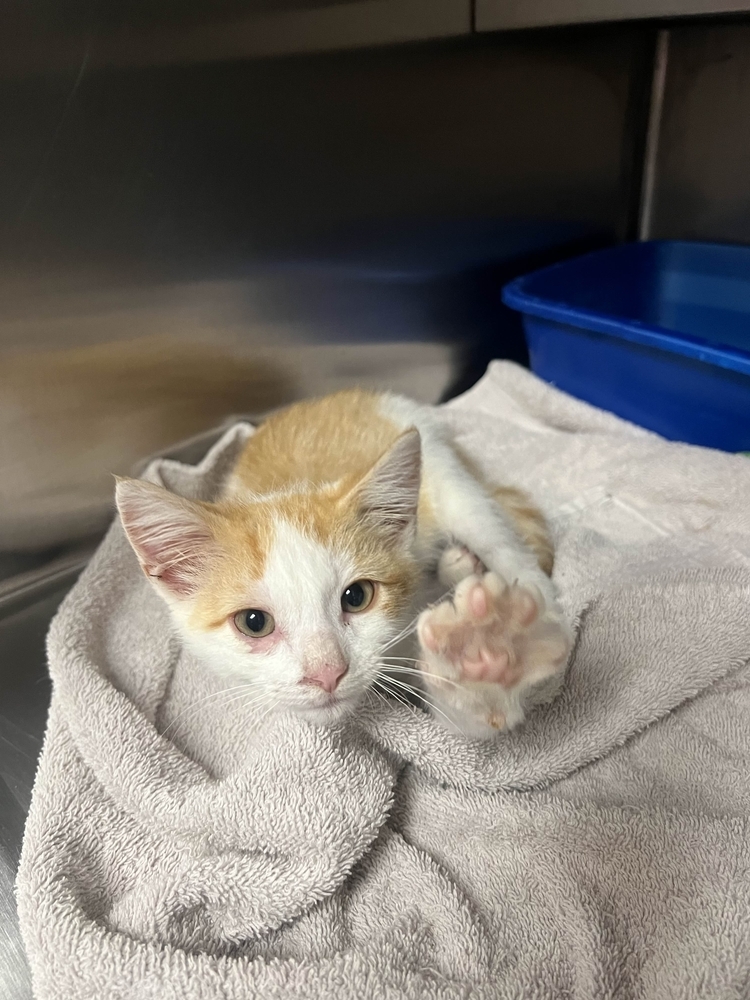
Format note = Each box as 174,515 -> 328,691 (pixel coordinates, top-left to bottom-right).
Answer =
437,545 -> 485,587
417,571 -> 572,695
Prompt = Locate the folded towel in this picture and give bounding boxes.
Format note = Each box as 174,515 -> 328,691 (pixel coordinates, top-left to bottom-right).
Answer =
17,362 -> 750,998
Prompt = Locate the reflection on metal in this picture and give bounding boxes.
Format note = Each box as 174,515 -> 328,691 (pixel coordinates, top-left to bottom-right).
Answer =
0,576 -> 78,1000
6,0 -> 750,73
477,0 -> 750,32
638,28 -> 670,242
0,420 -> 225,1000
649,22 -> 750,243
0,551 -> 92,618
0,0 -> 472,76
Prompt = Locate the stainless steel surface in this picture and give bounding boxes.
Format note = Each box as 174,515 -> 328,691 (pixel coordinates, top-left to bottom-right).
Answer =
0,22 -> 640,568
0,32 -> 639,277
477,0 -> 750,33
5,9 -> 744,994
650,20 -> 750,242
4,0 -> 750,70
0,1 -> 471,74
637,28 -> 670,241
0,441 -> 212,999
0,567 -> 83,1000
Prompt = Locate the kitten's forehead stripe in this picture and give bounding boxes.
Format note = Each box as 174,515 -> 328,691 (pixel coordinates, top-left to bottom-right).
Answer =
263,520 -> 352,626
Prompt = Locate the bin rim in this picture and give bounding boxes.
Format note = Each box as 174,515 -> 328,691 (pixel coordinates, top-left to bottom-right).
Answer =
502,240 -> 750,378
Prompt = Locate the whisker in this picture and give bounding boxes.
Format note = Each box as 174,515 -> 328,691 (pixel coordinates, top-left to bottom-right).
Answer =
160,683 -> 279,739
253,696 -> 283,729
209,690 -> 283,735
367,685 -> 391,711
376,678 -> 446,726
378,673 -> 431,703
377,674 -> 467,736
381,609 -> 428,651
378,663 -> 465,691
372,675 -> 470,740
380,623 -> 419,653
373,677 -> 410,704
373,678 -> 418,715
160,684 -> 257,737
380,587 -> 454,653
378,655 -> 424,663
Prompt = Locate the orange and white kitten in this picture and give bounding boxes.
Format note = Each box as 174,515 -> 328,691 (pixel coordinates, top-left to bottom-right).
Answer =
116,389 -> 572,739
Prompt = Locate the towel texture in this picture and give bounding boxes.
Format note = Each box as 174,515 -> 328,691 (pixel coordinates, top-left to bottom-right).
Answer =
17,362 -> 750,998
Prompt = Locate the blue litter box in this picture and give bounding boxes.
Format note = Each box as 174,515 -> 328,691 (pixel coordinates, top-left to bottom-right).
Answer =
502,241 -> 750,451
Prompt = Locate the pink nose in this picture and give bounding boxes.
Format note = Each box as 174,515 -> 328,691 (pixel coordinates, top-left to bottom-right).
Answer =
301,662 -> 348,694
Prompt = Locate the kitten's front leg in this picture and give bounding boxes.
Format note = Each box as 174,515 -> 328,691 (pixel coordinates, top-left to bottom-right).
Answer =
416,553 -> 572,738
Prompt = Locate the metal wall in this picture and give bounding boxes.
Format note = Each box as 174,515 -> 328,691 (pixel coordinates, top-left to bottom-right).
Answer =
3,14 -> 750,998
0,27 -> 643,274
650,19 -> 750,242
0,26 -> 649,564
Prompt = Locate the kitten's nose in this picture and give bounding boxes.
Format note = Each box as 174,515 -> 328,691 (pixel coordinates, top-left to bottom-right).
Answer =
301,662 -> 349,694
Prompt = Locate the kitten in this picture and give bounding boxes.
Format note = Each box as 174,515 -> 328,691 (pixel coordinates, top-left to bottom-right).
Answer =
116,388 -> 572,739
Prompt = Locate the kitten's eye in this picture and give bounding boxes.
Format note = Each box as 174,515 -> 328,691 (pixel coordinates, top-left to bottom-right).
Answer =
234,609 -> 275,637
341,580 -> 375,614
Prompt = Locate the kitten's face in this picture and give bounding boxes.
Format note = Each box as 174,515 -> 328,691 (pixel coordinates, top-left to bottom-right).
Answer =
116,430 -> 421,725
177,515 -> 417,724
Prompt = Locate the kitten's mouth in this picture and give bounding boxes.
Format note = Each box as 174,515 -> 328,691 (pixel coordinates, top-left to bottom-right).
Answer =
295,689 -> 359,724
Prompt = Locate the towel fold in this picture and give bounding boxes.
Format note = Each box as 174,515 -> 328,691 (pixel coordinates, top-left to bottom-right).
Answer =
17,363 -> 750,998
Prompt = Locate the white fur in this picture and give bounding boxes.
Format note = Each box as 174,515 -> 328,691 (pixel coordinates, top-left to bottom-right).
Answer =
379,393 -> 558,602
120,393 -> 570,738
378,394 -> 570,735
175,519 -> 408,725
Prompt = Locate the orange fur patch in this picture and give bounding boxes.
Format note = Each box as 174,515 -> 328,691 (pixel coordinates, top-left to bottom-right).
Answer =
188,503 -> 274,630
189,391 -> 422,630
229,388 -> 402,494
491,485 -> 554,576
190,484 -> 419,631
185,388 -> 549,633
454,444 -> 554,575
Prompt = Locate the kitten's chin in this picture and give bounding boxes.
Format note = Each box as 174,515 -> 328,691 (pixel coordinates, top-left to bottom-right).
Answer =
293,692 -> 362,726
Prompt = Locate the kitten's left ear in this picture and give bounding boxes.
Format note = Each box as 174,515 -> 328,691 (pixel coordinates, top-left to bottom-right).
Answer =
115,477 -> 217,599
350,428 -> 421,543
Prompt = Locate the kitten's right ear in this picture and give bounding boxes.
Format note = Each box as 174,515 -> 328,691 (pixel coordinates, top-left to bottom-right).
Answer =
115,478 -> 216,599
350,428 -> 422,543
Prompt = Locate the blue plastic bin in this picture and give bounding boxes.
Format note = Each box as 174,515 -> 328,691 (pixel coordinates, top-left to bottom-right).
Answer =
502,241 -> 750,451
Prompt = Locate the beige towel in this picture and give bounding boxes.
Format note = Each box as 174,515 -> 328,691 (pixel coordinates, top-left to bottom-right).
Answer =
17,363 -> 750,998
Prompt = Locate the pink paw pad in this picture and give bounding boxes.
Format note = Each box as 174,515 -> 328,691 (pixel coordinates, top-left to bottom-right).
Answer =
417,571 -> 570,690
